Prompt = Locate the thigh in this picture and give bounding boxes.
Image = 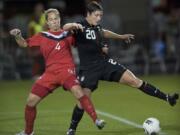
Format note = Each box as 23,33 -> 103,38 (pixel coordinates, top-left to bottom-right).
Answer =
78,66 -> 101,91
56,67 -> 79,90
63,75 -> 80,90
102,58 -> 127,82
32,72 -> 59,97
56,67 -> 77,84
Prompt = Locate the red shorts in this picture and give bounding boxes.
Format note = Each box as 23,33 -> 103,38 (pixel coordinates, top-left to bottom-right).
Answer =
31,67 -> 79,98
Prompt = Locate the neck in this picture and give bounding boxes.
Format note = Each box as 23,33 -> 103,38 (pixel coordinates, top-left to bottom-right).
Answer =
50,28 -> 61,32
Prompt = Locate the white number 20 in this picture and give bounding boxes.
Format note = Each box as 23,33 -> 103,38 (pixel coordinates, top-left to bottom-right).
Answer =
86,30 -> 96,40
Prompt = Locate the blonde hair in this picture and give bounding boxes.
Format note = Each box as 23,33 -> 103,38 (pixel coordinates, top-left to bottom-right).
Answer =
44,8 -> 60,20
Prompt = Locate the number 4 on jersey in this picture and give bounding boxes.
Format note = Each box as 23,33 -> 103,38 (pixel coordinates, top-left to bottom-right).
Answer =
55,42 -> 61,50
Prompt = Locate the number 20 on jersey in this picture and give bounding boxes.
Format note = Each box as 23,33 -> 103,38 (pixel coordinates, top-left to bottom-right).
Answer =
86,30 -> 96,40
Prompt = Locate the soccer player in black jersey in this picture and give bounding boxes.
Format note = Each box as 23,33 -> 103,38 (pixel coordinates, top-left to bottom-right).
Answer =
63,2 -> 179,135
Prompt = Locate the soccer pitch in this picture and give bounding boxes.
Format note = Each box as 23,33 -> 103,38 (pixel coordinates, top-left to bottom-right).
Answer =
0,75 -> 180,135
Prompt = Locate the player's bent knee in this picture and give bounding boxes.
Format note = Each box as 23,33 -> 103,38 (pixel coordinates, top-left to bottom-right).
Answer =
70,85 -> 84,99
120,70 -> 142,88
83,88 -> 92,97
124,77 -> 142,88
129,78 -> 142,88
26,93 -> 42,107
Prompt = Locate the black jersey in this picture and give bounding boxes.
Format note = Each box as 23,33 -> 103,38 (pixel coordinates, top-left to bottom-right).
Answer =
74,19 -> 106,66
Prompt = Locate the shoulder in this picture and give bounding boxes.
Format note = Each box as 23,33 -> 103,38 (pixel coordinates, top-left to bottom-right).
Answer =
26,33 -> 43,47
96,25 -> 103,30
97,24 -> 102,28
28,32 -> 43,40
76,19 -> 87,27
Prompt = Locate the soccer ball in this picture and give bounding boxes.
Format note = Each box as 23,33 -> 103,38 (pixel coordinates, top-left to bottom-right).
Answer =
143,117 -> 160,135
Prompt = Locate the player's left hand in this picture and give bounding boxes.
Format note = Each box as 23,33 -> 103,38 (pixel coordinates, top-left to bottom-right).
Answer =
122,34 -> 135,44
102,44 -> 109,54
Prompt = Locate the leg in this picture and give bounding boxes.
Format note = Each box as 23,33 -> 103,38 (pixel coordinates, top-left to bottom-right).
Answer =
70,85 -> 98,122
68,88 -> 91,131
120,69 -> 179,106
16,93 -> 42,135
24,93 -> 42,134
16,83 -> 51,135
68,85 -> 105,135
65,67 -> 105,135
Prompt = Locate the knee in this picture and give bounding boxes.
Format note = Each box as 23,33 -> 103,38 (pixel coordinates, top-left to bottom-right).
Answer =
26,93 -> 41,107
70,85 -> 84,99
120,70 -> 143,88
128,78 -> 142,88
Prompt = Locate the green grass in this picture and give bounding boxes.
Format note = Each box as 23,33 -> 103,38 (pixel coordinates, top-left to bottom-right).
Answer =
0,75 -> 180,135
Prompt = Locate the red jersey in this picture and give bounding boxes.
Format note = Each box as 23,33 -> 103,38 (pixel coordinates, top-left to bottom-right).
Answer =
27,30 -> 75,71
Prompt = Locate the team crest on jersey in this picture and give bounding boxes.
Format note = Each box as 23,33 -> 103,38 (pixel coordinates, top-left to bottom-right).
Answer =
80,76 -> 85,82
97,26 -> 101,31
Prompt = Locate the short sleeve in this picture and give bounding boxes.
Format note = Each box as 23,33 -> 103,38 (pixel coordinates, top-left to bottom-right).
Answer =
26,33 -> 42,47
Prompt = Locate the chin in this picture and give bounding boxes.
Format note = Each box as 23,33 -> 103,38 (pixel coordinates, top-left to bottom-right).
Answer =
93,22 -> 98,26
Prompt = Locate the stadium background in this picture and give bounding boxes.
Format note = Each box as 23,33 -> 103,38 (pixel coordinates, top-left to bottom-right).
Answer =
0,0 -> 180,135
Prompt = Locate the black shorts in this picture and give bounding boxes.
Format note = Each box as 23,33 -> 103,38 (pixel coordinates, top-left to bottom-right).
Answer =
78,58 -> 127,91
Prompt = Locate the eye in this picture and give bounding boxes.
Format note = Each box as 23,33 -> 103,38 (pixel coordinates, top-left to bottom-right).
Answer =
48,18 -> 53,21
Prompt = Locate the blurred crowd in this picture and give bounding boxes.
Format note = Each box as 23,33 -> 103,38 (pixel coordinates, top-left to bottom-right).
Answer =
0,0 -> 179,80
150,0 -> 180,74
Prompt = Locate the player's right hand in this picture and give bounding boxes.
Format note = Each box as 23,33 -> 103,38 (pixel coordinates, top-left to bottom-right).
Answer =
123,34 -> 134,44
10,29 -> 21,37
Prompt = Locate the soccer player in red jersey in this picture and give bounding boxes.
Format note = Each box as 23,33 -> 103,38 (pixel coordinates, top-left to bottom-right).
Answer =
10,8 -> 105,135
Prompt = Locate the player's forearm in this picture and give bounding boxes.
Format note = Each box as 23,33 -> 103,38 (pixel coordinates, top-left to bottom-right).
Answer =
103,29 -> 124,40
63,23 -> 83,32
15,35 -> 28,48
63,23 -> 76,31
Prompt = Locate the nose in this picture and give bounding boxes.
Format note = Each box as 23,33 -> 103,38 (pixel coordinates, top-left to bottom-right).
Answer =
98,15 -> 102,20
97,17 -> 101,22
52,20 -> 58,25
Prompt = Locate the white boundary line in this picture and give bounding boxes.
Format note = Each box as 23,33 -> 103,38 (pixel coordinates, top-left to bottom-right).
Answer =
97,110 -> 143,128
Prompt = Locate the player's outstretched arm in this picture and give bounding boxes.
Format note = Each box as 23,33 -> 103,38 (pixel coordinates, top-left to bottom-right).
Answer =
10,28 -> 28,47
63,23 -> 84,32
103,29 -> 135,43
